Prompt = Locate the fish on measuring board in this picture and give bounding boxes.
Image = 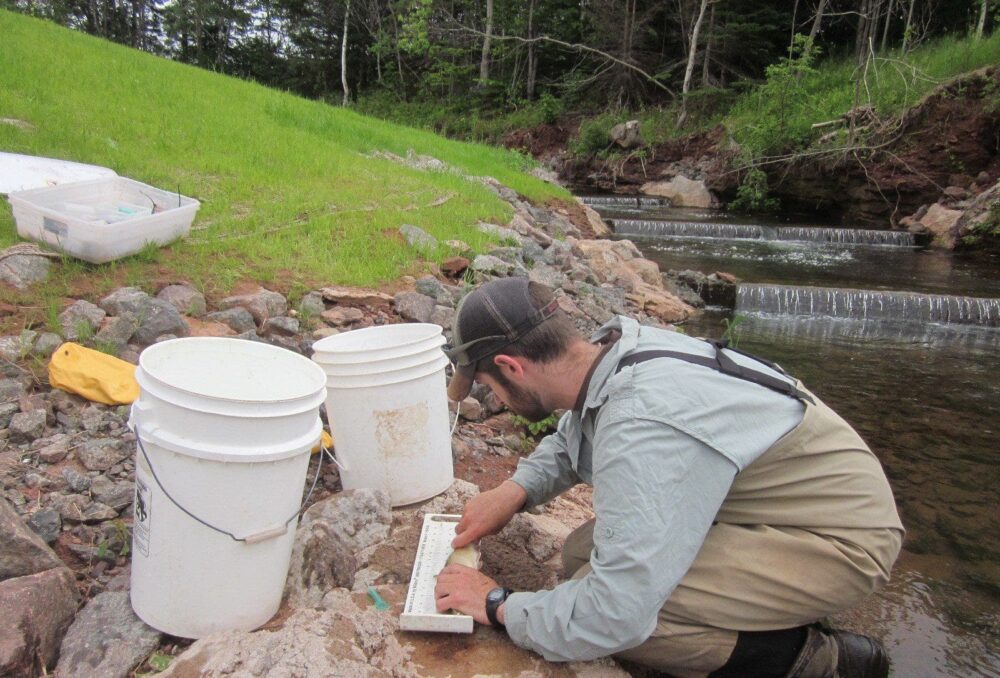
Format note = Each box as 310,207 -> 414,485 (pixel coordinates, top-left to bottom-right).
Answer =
444,543 -> 481,570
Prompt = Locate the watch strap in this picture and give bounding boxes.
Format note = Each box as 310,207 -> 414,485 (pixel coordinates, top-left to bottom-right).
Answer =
485,587 -> 513,628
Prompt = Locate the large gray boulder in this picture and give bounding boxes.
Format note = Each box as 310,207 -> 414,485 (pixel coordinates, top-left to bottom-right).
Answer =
59,300 -> 106,340
219,287 -> 288,325
156,284 -> 207,317
610,119 -> 642,149
56,591 -> 162,678
1,497 -> 65,580
641,175 -> 717,208
393,291 -> 435,323
0,253 -> 53,289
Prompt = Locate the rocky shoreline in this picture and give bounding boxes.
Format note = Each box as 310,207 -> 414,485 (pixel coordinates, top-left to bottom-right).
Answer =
0,177 -> 697,676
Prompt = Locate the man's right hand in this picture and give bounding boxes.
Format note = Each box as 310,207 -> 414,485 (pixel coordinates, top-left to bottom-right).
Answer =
452,480 -> 528,548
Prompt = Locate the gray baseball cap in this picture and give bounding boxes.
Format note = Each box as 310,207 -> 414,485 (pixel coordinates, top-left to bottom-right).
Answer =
443,278 -> 559,401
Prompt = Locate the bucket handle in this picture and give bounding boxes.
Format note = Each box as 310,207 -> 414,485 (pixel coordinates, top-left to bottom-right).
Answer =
131,424 -> 325,544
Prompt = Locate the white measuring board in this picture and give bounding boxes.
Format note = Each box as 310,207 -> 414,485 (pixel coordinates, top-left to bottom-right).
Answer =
400,513 -> 474,633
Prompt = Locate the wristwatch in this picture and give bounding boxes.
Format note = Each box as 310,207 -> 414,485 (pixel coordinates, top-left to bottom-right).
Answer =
485,586 -> 513,629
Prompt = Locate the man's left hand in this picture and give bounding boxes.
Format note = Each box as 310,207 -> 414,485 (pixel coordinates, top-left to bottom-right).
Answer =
434,564 -> 499,626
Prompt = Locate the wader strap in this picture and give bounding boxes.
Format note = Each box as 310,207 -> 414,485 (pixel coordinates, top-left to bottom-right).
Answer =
615,340 -> 815,404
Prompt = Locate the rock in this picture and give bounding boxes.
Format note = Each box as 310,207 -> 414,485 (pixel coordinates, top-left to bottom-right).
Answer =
0,377 -> 28,403
0,254 -> 52,289
9,409 -> 47,443
81,502 -> 119,522
530,166 -> 562,185
641,175 -> 717,208
56,591 -> 161,678
0,567 -> 78,677
219,287 -> 288,325
528,263 -> 569,289
477,222 -> 525,245
943,185 -> 970,201
63,468 -> 91,493
53,494 -> 89,522
453,396 -> 483,421
37,435 -> 71,463
470,254 -> 514,278
262,316 -> 300,337
610,119 -> 642,149
320,306 -> 364,327
1,497 -> 66,579
429,304 -> 454,329
206,307 -> 257,334
578,201 -> 613,237
400,224 -> 438,251
320,286 -> 394,306
285,488 -> 391,608
130,299 -> 190,345
156,284 -> 207,317
444,239 -> 473,255
0,402 -> 19,428
394,291 -> 436,323
59,299 -> 107,341
89,476 -> 133,512
31,332 -> 63,358
976,170 -> 991,185
77,438 -> 129,472
920,203 -> 963,247
0,333 -> 34,361
98,287 -> 151,316
414,275 -> 445,301
94,315 -> 139,352
298,291 -> 326,318
26,508 -> 61,544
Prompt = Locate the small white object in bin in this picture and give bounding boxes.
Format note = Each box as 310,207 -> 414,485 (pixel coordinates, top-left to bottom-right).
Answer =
400,513 -> 475,633
6,176 -> 200,264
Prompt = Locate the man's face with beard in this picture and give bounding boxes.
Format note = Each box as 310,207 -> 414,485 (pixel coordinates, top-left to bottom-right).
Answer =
477,370 -> 551,423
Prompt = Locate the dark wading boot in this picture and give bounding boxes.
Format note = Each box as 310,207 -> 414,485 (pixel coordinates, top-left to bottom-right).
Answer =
786,625 -> 890,678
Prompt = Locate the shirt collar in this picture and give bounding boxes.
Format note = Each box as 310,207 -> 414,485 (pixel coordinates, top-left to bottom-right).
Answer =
574,316 -> 641,414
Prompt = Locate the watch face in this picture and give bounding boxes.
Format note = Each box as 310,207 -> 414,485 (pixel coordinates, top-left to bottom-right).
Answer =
487,587 -> 507,604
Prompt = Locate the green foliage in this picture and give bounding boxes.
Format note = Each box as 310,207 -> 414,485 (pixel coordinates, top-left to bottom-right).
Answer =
721,314 -> 747,348
730,168 -> 779,214
569,114 -> 617,157
511,412 -> 558,436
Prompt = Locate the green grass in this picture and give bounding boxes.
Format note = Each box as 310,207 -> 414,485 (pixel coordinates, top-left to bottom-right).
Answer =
0,10 -> 569,311
725,31 -> 1000,159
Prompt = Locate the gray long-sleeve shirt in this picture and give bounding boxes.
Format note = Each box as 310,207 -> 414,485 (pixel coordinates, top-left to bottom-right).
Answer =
503,316 -> 805,661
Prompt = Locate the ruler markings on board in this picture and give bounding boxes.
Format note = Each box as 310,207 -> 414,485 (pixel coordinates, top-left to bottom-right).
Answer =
400,513 -> 474,633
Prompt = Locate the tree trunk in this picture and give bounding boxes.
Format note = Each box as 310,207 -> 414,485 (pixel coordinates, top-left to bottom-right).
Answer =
677,0 -> 710,126
855,0 -> 871,64
526,0 -> 537,99
479,0 -> 494,86
789,0 -> 801,54
808,0 -> 829,44
881,0 -> 895,51
701,1 -> 715,86
977,0 -> 989,38
902,0 -> 917,50
342,0 -> 351,106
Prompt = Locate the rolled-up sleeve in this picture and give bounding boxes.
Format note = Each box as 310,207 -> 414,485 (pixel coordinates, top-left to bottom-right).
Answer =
509,412 -> 582,509
504,413 -> 737,661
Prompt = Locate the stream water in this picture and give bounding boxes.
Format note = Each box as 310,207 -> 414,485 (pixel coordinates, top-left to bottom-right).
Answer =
583,197 -> 1000,677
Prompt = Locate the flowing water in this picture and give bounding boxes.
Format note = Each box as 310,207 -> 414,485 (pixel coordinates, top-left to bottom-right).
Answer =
582,197 -> 1000,677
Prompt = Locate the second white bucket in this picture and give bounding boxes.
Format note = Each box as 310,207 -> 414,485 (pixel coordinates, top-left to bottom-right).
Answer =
312,323 -> 453,506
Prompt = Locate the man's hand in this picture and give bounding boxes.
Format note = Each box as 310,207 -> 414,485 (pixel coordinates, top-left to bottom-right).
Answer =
434,564 -> 499,626
452,480 -> 527,549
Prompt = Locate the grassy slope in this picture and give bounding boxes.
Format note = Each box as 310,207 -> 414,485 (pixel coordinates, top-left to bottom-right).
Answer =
0,10 -> 568,309
725,32 -> 1000,157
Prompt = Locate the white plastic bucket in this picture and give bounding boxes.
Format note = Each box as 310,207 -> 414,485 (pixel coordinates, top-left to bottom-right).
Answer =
129,337 -> 327,639
312,324 -> 453,506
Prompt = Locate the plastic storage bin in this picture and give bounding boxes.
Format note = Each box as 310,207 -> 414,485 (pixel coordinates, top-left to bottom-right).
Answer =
7,176 -> 200,264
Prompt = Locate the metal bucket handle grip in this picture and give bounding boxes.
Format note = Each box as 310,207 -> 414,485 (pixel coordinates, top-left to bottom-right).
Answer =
131,423 -> 325,544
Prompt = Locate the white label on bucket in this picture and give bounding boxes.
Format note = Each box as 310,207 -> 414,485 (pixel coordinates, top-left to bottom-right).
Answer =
400,513 -> 474,633
133,476 -> 152,557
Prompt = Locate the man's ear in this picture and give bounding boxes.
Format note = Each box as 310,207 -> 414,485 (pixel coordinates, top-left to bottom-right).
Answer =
493,354 -> 526,379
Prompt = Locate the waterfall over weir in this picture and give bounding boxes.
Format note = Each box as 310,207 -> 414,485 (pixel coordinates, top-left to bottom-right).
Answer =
613,219 -> 917,247
579,196 -> 667,208
737,283 -> 1000,327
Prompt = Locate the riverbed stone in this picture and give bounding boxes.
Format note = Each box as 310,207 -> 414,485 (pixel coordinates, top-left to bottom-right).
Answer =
299,291 -> 327,318
0,567 -> 79,677
219,287 -> 288,325
610,119 -> 642,149
262,316 -> 300,337
641,175 -> 716,208
56,590 -> 162,678
393,291 -> 435,323
26,508 -> 61,544
131,299 -> 190,345
400,223 -> 438,251
0,333 -> 33,361
920,203 -> 963,248
319,306 -> 364,327
0,402 -> 19,428
9,409 -> 48,443
77,438 -> 128,472
206,307 -> 257,334
32,332 -> 63,358
63,468 -> 91,493
1,497 -> 65,579
94,314 -> 139,352
59,300 -> 106,341
37,434 -> 72,464
89,476 -> 133,512
98,287 -> 150,317
0,377 -> 28,403
157,284 -> 207,317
